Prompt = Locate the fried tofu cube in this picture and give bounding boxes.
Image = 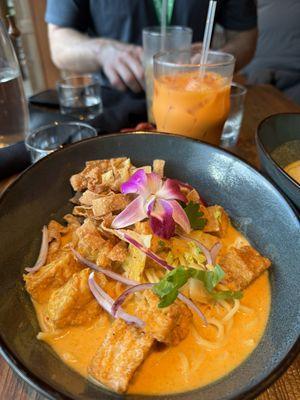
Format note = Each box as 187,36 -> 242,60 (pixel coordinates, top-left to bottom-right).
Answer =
202,205 -> 229,237
88,319 -> 153,393
219,245 -> 271,291
24,253 -> 82,303
136,290 -> 192,345
47,268 -> 104,328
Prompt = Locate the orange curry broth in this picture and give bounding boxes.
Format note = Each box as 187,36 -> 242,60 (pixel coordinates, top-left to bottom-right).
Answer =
33,225 -> 271,395
153,71 -> 230,145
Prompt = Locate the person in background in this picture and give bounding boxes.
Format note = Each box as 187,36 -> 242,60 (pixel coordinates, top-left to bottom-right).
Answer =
46,0 -> 257,93
244,0 -> 300,104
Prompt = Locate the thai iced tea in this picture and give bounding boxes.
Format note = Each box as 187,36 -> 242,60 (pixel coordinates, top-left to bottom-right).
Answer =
153,71 -> 231,144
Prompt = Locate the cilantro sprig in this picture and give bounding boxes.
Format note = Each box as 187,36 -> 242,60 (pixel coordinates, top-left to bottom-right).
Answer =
152,265 -> 242,308
184,201 -> 207,230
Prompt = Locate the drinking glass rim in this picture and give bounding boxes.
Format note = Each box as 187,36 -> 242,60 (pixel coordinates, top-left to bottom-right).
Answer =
143,26 -> 192,36
230,82 -> 247,97
56,74 -> 100,89
154,49 -> 235,68
25,121 -> 97,153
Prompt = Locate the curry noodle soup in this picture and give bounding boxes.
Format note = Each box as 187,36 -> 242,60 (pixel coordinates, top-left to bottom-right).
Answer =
24,158 -> 271,395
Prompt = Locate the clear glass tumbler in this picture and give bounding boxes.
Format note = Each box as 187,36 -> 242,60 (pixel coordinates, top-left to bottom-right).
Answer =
221,83 -> 247,147
0,19 -> 29,148
25,121 -> 97,162
57,74 -> 103,121
153,47 -> 235,145
142,26 -> 192,124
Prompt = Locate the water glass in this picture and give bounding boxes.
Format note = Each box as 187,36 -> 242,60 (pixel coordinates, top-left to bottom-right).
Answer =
0,19 -> 29,149
25,121 -> 97,162
143,26 -> 192,123
221,83 -> 247,147
57,74 -> 103,121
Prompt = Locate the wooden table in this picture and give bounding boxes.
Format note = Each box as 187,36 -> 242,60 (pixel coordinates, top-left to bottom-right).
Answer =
0,84 -> 299,400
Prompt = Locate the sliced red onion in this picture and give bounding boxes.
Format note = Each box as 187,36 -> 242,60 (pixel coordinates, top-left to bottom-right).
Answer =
71,247 -> 137,286
101,224 -> 174,271
210,242 -> 222,265
111,283 -> 154,316
111,282 -> 207,325
88,272 -> 145,328
122,231 -> 174,271
178,293 -> 207,325
177,232 -> 213,265
25,226 -> 49,274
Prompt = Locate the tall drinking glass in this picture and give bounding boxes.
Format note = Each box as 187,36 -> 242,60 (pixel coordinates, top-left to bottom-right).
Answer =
143,26 -> 192,123
153,47 -> 235,145
0,18 -> 29,148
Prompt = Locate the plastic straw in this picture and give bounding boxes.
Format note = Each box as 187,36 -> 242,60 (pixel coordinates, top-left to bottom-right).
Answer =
199,0 -> 217,76
160,0 -> 168,51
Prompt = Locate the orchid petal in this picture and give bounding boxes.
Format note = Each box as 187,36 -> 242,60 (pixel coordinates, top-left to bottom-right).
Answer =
111,195 -> 147,229
149,199 -> 175,239
121,169 -> 148,196
146,172 -> 162,194
169,200 -> 191,233
156,178 -> 187,203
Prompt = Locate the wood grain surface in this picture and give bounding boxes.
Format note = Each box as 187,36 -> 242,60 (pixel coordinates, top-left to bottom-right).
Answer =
0,84 -> 299,400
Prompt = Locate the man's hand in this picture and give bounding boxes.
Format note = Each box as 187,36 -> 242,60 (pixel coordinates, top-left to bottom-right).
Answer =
48,25 -> 144,93
96,41 -> 144,93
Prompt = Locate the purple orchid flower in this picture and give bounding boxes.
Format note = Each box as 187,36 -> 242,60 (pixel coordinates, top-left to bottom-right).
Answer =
111,169 -> 191,239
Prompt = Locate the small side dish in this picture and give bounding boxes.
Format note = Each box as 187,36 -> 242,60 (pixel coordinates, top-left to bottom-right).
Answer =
284,160 -> 300,184
24,158 -> 271,395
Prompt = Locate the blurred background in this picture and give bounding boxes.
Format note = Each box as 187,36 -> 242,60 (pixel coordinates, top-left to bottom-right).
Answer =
0,0 -> 232,97
1,0 -> 59,96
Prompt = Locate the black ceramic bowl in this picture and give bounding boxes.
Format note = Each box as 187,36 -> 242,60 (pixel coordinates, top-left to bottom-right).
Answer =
256,113 -> 300,209
0,133 -> 299,400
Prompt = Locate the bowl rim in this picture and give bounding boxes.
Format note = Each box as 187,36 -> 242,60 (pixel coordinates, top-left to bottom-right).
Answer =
0,131 -> 299,400
256,112 -> 300,190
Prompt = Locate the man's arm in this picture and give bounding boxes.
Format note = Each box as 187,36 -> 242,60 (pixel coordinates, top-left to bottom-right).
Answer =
48,24 -> 144,92
221,28 -> 257,71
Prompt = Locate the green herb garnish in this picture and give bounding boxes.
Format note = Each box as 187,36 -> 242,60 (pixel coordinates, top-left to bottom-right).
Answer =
184,201 -> 207,230
211,290 -> 243,301
158,240 -> 166,247
152,264 -> 242,308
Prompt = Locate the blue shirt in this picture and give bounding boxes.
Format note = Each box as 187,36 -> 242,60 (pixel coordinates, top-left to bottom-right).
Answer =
45,0 -> 257,44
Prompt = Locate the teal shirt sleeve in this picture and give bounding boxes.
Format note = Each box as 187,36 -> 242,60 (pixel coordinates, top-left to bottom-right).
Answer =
45,0 -> 90,32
